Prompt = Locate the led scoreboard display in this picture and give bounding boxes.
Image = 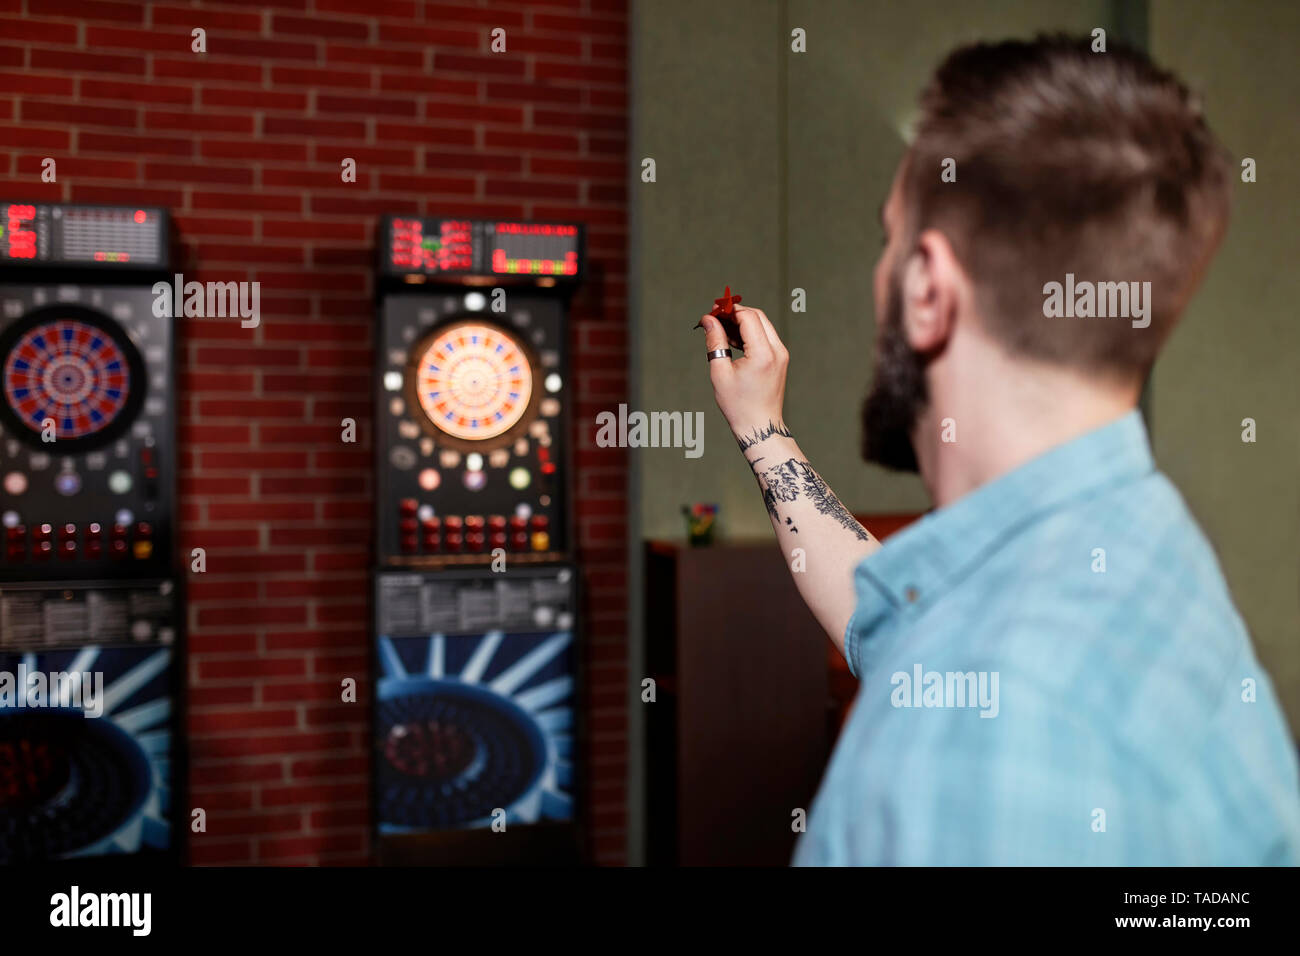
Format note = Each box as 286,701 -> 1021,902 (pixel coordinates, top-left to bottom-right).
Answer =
382,217 -> 583,282
1,203 -> 167,270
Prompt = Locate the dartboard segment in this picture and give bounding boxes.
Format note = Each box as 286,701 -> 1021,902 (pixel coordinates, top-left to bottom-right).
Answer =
2,317 -> 133,442
410,321 -> 535,445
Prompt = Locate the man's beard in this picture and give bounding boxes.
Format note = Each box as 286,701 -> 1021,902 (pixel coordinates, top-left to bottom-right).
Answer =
860,274 -> 928,473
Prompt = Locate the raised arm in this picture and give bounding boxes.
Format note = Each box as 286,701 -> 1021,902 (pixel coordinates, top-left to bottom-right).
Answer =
700,305 -> 880,654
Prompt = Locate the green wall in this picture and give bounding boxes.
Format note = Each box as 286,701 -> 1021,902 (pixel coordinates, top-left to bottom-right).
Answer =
1148,0 -> 1300,730
630,0 -> 786,543
633,0 -> 1112,546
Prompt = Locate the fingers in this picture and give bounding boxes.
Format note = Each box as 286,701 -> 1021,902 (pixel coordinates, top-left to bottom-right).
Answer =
761,313 -> 790,361
731,308 -> 774,362
739,306 -> 789,362
699,315 -> 735,387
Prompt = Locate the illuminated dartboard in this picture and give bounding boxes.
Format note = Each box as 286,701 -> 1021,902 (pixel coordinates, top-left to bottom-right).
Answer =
0,306 -> 144,451
406,319 -> 538,451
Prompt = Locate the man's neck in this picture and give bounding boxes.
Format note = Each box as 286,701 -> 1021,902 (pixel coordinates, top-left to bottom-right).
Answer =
914,365 -> 1141,509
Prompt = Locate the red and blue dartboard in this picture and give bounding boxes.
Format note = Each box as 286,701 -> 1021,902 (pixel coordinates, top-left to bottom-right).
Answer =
0,306 -> 145,451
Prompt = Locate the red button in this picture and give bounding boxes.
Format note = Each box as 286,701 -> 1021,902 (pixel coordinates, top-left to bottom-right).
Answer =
85,539 -> 103,559
59,523 -> 77,540
399,498 -> 418,517
488,515 -> 506,531
135,522 -> 153,538
443,516 -> 463,531
530,515 -> 549,530
509,516 -> 527,531
6,544 -> 25,562
34,523 -> 53,541
467,531 -> 486,551
444,532 -> 463,552
58,540 -> 77,560
34,540 -> 53,560
399,518 -> 418,534
511,531 -> 528,550
6,525 -> 24,542
489,531 -> 507,549
423,534 -> 441,552
112,523 -> 128,539
422,517 -> 440,533
400,535 -> 418,554
111,539 -> 128,559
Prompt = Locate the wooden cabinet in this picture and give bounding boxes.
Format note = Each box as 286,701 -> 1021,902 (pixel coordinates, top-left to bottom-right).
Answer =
644,515 -> 920,865
644,540 -> 830,866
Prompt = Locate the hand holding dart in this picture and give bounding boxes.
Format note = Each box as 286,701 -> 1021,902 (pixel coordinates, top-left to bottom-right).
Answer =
694,285 -> 745,349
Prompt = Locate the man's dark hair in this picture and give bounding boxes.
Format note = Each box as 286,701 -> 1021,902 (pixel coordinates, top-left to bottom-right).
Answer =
899,34 -> 1233,378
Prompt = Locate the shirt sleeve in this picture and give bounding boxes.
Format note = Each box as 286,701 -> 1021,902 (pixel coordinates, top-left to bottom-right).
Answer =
841,609 -> 859,678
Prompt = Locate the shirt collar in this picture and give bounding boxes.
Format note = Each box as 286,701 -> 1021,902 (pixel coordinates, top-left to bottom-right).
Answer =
856,408 -> 1156,612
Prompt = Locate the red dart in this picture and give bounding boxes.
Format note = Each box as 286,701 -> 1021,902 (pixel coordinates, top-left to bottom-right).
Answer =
704,284 -> 744,347
711,285 -> 742,316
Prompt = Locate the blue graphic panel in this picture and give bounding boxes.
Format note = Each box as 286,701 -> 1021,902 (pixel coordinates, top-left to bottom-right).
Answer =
0,645 -> 172,862
375,630 -> 574,832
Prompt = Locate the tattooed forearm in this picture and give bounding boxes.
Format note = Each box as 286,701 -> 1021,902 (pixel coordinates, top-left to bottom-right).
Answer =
736,419 -> 793,452
752,458 -> 871,542
743,454 -> 780,521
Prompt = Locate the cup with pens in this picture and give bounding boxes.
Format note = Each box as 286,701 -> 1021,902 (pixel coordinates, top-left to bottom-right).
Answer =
682,503 -> 719,547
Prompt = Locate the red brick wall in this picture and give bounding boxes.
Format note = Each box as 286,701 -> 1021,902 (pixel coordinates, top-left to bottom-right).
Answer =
0,0 -> 628,865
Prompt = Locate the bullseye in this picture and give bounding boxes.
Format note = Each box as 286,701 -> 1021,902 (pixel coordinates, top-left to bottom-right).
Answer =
43,355 -> 95,405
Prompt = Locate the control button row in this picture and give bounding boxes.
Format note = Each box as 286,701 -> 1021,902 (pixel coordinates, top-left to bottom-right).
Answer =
396,503 -> 550,555
3,522 -> 154,563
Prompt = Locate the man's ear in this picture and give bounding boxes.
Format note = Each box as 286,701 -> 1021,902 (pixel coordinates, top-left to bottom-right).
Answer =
901,228 -> 964,354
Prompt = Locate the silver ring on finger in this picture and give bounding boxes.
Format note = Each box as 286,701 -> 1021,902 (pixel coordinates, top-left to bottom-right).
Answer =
707,348 -> 731,362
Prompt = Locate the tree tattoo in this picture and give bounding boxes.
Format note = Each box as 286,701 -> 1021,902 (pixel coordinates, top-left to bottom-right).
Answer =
749,457 -> 871,542
736,419 -> 793,452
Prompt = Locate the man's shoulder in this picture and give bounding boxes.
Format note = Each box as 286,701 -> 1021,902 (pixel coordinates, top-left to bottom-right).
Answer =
970,467 -> 1247,662
1001,467 -> 1227,588
924,468 -> 1258,757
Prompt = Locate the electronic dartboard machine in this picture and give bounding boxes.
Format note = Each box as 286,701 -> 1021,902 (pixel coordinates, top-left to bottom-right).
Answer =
373,216 -> 584,864
0,202 -> 181,863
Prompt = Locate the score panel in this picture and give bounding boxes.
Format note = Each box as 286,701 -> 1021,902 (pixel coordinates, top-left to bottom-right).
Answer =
380,217 -> 584,283
2,204 -> 167,271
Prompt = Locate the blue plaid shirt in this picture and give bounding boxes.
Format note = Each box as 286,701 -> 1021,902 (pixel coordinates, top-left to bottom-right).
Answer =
794,410 -> 1300,865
